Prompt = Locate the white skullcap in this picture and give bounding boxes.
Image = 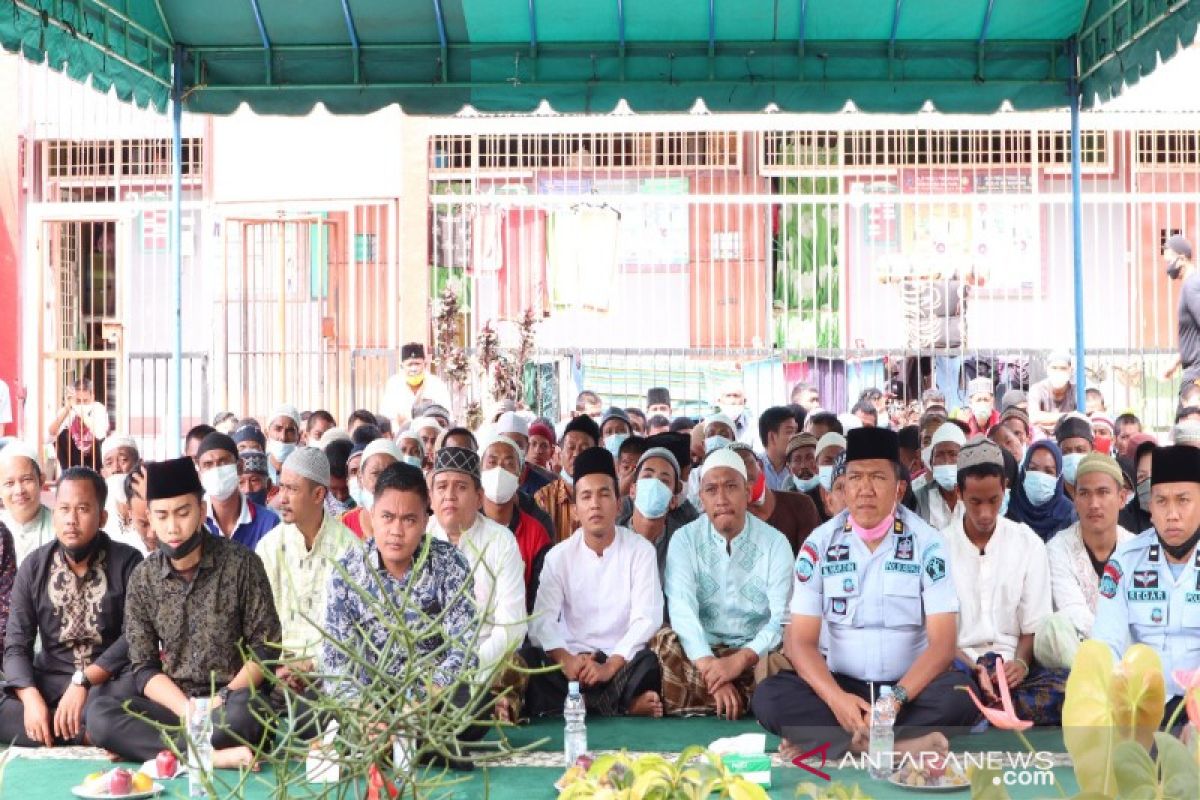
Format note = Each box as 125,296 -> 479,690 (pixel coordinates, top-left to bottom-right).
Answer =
410,416 -> 443,433
101,435 -> 137,459
702,414 -> 737,435
362,439 -> 402,466
495,411 -> 529,438
480,434 -> 524,471
317,427 -> 352,450
0,440 -> 40,468
838,413 -> 862,432
700,447 -> 748,481
923,422 -> 968,466
269,404 -> 300,427
395,430 -> 424,447
1173,421 -> 1200,446
281,446 -> 330,488
816,432 -> 847,457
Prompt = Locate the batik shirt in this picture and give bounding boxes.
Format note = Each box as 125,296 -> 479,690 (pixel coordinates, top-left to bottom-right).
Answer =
321,537 -> 476,701
1093,530 -> 1200,697
665,514 -> 793,661
125,533 -> 281,696
791,505 -> 959,683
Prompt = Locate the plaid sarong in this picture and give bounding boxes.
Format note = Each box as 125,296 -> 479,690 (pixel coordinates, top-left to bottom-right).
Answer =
649,627 -> 757,717
976,652 -> 1068,726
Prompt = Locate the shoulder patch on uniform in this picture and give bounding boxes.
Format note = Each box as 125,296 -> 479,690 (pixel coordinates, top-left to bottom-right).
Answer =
924,556 -> 946,582
1099,559 -> 1122,599
795,542 -> 819,583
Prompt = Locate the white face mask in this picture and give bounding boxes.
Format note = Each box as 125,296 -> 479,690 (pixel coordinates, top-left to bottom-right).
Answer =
267,439 -> 296,463
719,403 -> 745,421
481,467 -> 519,504
200,464 -> 239,502
932,465 -> 958,492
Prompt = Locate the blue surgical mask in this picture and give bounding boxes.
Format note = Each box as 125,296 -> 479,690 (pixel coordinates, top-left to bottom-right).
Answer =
818,464 -> 835,492
633,478 -> 673,520
246,489 -> 269,506
932,465 -> 958,492
267,439 -> 296,463
348,477 -> 364,508
399,454 -> 424,470
1000,487 -> 1011,516
1061,452 -> 1085,485
794,474 -> 821,493
605,433 -> 630,458
358,488 -> 375,512
1023,471 -> 1058,506
705,435 -> 732,454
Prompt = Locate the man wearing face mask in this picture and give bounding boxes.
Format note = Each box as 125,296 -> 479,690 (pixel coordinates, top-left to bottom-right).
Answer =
714,379 -> 760,449
752,427 -> 976,763
1160,235 -> 1199,392
957,378 -> 1000,438
617,446 -> 690,582
809,433 -> 847,523
651,448 -> 793,719
1054,414 -> 1094,499
912,422 -> 967,530
256,448 -> 357,705
600,408 -> 635,459
1118,435 -> 1157,535
479,436 -> 552,609
784,433 -> 820,494
535,415 -> 600,542
381,342 -> 454,431
341,439 -> 401,540
685,415 -> 739,506
942,441 -> 1066,725
0,468 -> 141,748
1093,444 -> 1200,725
99,436 -> 140,554
199,433 -> 280,551
1028,352 -> 1077,434
427,446 -> 527,720
730,443 -> 819,556
237,450 -> 273,507
87,457 -> 281,767
264,404 -> 302,481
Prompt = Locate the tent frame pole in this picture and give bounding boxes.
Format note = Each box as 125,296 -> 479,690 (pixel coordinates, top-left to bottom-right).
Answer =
1068,38 -> 1086,410
170,45 -> 184,455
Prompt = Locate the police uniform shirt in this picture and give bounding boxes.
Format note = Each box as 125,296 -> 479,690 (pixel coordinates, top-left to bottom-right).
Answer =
1092,529 -> 1200,697
792,504 -> 959,683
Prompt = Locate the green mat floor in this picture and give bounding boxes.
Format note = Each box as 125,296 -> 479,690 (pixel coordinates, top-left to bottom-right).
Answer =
0,718 -> 1072,799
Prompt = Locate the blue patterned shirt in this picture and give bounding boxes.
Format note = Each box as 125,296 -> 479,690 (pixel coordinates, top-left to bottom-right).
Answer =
321,536 -> 477,699
665,514 -> 794,660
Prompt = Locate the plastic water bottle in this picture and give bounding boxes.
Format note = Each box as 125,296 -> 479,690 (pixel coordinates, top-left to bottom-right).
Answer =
563,681 -> 587,768
867,686 -> 897,779
187,698 -> 214,797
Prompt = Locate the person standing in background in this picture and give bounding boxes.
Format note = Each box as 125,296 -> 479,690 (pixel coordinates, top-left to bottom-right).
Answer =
1160,235 -> 1200,393
48,379 -> 109,472
381,343 -> 453,431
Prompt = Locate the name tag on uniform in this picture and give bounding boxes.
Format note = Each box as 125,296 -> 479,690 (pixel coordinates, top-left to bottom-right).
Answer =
1128,589 -> 1168,603
821,562 -> 856,577
885,561 -> 921,575
1185,592 -> 1200,604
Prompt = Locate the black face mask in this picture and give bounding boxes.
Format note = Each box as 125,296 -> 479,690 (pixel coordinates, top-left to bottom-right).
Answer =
62,534 -> 103,564
1158,528 -> 1200,562
246,489 -> 268,506
1167,259 -> 1183,280
158,528 -> 206,561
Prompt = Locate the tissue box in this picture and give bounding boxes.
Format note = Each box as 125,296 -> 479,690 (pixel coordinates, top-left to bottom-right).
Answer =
721,753 -> 772,787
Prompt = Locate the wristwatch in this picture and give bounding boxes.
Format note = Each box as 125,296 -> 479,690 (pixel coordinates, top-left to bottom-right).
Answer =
71,670 -> 92,689
891,684 -> 910,706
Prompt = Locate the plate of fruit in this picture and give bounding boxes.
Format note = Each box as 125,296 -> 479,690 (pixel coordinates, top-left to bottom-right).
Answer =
554,754 -> 594,792
887,757 -> 969,792
72,768 -> 163,799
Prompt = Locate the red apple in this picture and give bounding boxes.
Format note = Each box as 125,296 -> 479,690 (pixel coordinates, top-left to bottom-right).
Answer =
156,750 -> 178,779
108,768 -> 133,796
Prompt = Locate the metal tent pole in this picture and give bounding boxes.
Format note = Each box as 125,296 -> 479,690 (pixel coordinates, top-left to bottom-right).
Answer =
1069,39 -> 1086,411
170,45 -> 184,455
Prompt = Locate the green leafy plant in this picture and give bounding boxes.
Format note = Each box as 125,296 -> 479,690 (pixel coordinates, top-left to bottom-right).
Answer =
795,780 -> 873,800
557,746 -> 769,800
1112,733 -> 1199,800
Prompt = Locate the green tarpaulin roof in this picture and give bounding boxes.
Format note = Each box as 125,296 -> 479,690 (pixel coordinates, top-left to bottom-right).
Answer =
2,0 -> 1197,115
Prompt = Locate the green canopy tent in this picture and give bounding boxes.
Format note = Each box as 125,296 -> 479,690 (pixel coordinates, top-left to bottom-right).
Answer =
3,0 -> 1198,450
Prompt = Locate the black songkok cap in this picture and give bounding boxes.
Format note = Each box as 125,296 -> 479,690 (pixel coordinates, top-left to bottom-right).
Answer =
401,342 -> 426,361
897,425 -> 920,451
1055,415 -> 1094,445
1151,445 -> 1200,487
572,446 -> 618,485
196,432 -> 237,460
562,414 -> 601,444
645,432 -> 691,474
646,387 -> 671,407
845,427 -> 900,465
145,456 -> 204,501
